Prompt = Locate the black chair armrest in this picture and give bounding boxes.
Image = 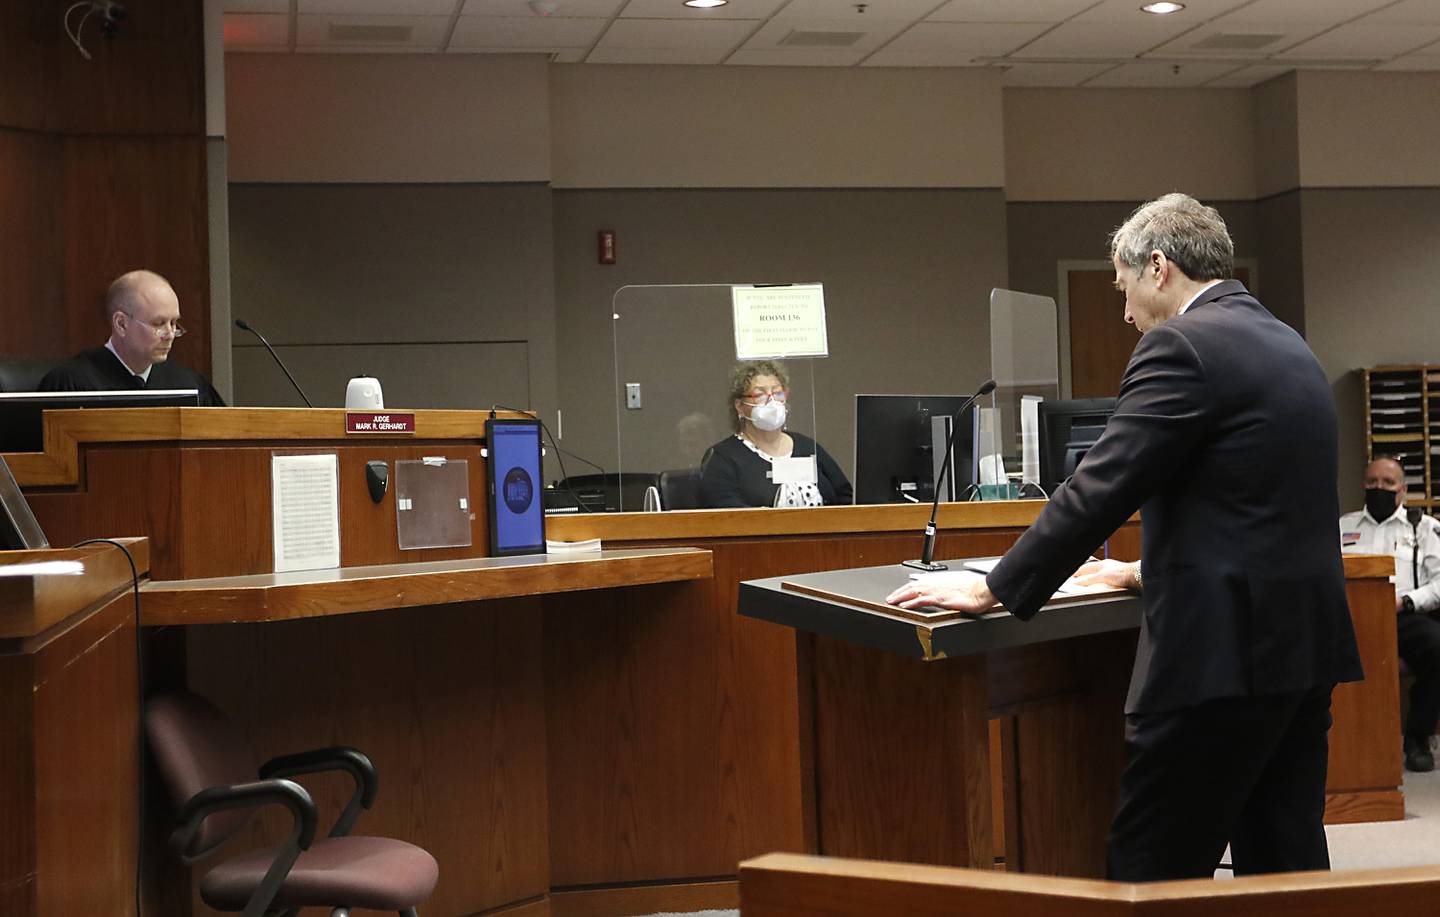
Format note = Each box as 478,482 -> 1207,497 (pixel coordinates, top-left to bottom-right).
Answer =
173,778 -> 317,917
260,746 -> 377,838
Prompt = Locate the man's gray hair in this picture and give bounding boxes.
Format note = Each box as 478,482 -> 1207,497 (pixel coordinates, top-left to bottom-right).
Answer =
1109,193 -> 1234,282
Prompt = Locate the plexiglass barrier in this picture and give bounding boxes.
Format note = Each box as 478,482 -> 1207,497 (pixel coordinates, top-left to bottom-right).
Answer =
609,283 -> 820,512
989,289 -> 1060,498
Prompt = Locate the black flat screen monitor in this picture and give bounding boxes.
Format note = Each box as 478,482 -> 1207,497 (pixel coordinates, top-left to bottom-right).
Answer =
0,389 -> 200,453
485,418 -> 547,556
0,455 -> 48,550
1037,397 -> 1117,495
854,394 -> 979,505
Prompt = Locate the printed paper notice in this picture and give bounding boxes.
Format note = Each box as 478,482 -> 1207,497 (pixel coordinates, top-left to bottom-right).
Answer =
733,284 -> 828,359
271,454 -> 341,573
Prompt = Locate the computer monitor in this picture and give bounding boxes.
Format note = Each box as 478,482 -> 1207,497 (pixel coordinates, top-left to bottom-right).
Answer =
1037,397 -> 1117,495
0,389 -> 200,453
854,394 -> 979,505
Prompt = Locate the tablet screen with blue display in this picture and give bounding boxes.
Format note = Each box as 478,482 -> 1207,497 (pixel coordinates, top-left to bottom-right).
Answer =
485,418 -> 546,556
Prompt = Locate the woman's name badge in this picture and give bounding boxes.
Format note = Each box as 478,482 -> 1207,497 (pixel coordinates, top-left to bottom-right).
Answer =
771,456 -> 817,485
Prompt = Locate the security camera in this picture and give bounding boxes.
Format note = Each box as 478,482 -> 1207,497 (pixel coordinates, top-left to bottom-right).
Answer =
93,0 -> 126,38
528,0 -> 559,15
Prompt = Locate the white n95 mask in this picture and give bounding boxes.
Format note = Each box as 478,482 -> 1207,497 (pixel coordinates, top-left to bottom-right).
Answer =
748,400 -> 788,432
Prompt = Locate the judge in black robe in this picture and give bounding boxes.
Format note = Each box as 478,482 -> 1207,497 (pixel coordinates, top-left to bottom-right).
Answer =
38,269 -> 225,406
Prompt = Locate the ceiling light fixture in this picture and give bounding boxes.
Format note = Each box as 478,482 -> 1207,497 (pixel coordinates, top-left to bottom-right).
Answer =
1141,2 -> 1186,13
684,0 -> 728,8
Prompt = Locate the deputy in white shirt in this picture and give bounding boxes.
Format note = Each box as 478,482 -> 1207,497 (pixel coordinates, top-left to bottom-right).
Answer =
1339,456 -> 1440,772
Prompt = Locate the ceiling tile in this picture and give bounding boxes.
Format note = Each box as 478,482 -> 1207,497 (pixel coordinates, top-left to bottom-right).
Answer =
295,14 -> 453,48
1360,0 -> 1440,27
225,0 -> 289,12
295,44 -> 445,52
1375,53 -> 1440,70
461,0 -> 626,16
451,15 -> 607,46
926,0 -> 1092,22
999,61 -> 1115,85
1214,0 -> 1395,26
586,46 -> 732,62
618,0 -> 785,20
885,22 -> 1052,56
224,13 -> 291,46
1083,60 -> 1242,86
1202,63 -> 1293,85
1147,22 -> 1332,58
727,48 -> 869,65
1073,0 -> 1251,23
446,47 -> 588,60
597,17 -> 755,48
1277,23 -> 1440,59
741,18 -> 910,52
1011,18 -> 1197,59
300,0 -> 458,14
776,0 -> 937,20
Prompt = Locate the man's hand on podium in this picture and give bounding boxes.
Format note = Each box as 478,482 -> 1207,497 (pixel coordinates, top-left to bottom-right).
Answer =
1072,558 -> 1141,591
886,571 -> 998,614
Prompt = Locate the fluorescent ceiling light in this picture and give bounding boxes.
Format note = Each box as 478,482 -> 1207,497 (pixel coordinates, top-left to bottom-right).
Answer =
1141,2 -> 1186,12
684,0 -> 729,7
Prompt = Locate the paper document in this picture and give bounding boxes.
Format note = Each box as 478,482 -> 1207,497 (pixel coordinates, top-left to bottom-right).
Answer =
771,455 -> 817,485
271,454 -> 341,573
0,560 -> 84,577
907,556 -> 1122,600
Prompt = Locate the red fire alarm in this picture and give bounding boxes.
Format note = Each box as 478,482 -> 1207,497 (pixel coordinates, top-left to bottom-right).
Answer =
598,229 -> 616,265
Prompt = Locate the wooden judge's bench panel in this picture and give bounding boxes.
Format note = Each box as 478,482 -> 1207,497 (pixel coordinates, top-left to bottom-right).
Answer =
9,408 -> 507,579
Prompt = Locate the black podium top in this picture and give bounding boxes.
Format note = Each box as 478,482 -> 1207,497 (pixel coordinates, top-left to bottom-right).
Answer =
738,562 -> 1142,662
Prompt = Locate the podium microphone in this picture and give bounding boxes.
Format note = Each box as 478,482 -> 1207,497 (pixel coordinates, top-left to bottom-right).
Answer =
902,378 -> 996,572
234,319 -> 313,408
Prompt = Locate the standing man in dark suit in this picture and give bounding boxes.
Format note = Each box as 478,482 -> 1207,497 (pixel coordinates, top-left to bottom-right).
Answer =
40,269 -> 225,405
886,193 -> 1363,881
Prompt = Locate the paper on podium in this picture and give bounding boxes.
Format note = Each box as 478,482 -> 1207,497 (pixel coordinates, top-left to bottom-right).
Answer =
909,557 -> 1123,599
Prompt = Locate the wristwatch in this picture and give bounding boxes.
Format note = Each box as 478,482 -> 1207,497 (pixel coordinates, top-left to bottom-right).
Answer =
1401,595 -> 1416,615
1131,563 -> 1143,591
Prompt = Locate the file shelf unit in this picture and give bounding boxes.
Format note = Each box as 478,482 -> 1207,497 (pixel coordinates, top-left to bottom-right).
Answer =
1363,364 -> 1439,510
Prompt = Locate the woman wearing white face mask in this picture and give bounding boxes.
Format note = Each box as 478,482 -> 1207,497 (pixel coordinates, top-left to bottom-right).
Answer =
698,360 -> 852,508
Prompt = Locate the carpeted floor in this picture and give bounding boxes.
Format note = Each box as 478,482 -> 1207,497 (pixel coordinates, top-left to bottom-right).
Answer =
635,768 -> 1440,915
1325,764 -> 1440,871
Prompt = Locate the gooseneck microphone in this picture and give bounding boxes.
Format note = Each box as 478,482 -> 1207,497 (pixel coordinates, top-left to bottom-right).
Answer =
234,319 -> 313,408
902,378 -> 997,572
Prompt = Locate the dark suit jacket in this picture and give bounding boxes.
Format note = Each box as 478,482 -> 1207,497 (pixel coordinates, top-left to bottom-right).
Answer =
987,280 -> 1363,714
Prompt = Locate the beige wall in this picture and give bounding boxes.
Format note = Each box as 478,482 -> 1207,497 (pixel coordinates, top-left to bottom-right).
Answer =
549,65 -> 1005,189
1297,188 -> 1440,506
1002,87 -> 1256,203
1252,73 -> 1300,199
1296,72 -> 1440,189
225,54 -> 552,183
221,56 -> 1440,503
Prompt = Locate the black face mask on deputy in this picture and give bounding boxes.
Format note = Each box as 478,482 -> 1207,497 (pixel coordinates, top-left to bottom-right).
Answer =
1365,487 -> 1399,522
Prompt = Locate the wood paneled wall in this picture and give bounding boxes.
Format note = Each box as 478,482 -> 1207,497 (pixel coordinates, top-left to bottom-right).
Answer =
0,0 -> 210,374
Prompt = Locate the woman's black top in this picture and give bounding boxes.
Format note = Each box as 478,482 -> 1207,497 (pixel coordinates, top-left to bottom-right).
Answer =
698,432 -> 853,508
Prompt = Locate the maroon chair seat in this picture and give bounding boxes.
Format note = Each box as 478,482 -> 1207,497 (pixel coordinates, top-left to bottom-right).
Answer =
201,836 -> 438,911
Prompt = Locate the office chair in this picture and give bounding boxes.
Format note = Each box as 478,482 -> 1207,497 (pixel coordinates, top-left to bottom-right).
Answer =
145,691 -> 439,917
657,467 -> 703,511
0,353 -> 61,392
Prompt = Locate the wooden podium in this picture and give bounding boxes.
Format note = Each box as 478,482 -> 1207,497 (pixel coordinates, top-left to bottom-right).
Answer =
738,555 -> 1402,878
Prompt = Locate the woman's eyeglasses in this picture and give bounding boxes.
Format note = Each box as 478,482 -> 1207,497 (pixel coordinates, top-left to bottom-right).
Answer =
742,388 -> 789,405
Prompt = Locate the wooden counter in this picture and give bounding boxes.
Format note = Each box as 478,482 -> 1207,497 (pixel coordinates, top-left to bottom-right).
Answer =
140,547 -> 711,625
1,542 -> 147,916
